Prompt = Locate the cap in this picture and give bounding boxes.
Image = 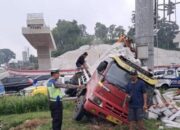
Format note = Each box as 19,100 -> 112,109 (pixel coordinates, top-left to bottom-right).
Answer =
130,70 -> 138,75
50,68 -> 60,73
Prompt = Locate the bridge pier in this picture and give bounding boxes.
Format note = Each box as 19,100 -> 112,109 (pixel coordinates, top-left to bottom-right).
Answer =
22,13 -> 56,70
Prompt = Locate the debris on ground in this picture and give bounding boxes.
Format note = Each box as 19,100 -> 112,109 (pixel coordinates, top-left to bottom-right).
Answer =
147,88 -> 180,129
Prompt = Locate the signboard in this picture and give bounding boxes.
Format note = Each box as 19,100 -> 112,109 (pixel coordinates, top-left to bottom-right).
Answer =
137,46 -> 148,59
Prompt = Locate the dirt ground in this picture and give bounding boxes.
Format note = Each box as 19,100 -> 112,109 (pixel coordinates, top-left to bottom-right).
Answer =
9,118 -> 50,130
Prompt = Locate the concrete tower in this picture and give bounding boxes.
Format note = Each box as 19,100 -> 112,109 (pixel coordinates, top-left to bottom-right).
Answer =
22,51 -> 28,62
22,13 -> 56,70
135,0 -> 154,69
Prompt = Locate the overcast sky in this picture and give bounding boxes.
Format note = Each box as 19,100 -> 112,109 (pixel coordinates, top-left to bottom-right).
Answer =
0,0 -> 179,60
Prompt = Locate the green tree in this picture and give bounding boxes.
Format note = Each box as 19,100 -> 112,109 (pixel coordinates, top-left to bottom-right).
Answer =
79,24 -> 87,36
127,27 -> 135,41
155,21 -> 179,49
95,22 -> 108,40
0,49 -> 16,64
127,21 -> 179,50
29,55 -> 38,69
114,25 -> 125,38
106,24 -> 126,44
108,25 -> 125,40
52,20 -> 92,57
108,24 -> 116,40
128,10 -> 179,50
29,55 -> 38,63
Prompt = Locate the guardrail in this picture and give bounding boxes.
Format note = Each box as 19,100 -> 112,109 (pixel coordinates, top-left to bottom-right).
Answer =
7,68 -> 79,76
154,65 -> 180,69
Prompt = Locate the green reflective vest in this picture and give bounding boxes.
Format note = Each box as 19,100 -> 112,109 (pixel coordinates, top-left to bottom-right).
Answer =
47,79 -> 64,102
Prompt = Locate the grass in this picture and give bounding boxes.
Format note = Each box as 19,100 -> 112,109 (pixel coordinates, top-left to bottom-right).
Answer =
0,95 -> 48,115
0,101 -> 180,130
0,111 -> 50,130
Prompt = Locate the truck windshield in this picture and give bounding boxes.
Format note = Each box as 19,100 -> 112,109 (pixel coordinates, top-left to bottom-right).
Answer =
105,62 -> 130,91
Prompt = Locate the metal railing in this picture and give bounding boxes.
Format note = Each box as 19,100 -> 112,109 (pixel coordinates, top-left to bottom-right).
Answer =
27,13 -> 43,20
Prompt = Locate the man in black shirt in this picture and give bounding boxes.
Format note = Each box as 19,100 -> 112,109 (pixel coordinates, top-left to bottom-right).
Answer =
76,52 -> 88,69
126,70 -> 147,130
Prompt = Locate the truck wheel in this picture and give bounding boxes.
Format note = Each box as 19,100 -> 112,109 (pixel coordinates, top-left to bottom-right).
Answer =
73,96 -> 85,121
161,84 -> 169,90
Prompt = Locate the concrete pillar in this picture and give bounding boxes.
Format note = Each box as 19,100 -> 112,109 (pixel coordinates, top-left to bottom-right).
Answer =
22,13 -> 56,70
135,0 -> 154,69
37,47 -> 51,70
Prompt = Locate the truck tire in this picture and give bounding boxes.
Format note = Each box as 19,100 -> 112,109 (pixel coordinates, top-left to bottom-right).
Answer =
73,95 -> 85,121
161,84 -> 169,90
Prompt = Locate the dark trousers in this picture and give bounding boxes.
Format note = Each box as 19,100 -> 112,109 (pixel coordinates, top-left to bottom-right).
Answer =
49,101 -> 63,130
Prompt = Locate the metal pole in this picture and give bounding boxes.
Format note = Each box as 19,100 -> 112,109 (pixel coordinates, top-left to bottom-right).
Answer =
156,34 -> 159,66
154,0 -> 158,26
156,0 -> 159,66
163,0 -> 166,22
169,0 -> 171,21
175,0 -> 177,23
156,0 -> 159,26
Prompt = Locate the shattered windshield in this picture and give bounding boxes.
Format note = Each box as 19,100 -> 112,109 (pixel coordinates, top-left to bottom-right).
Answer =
105,62 -> 130,91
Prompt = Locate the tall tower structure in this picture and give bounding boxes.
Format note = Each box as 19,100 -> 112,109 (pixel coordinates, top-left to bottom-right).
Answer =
22,51 -> 28,62
135,0 -> 154,69
22,13 -> 56,70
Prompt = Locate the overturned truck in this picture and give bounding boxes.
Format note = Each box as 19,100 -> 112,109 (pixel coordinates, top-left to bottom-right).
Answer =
73,38 -> 157,125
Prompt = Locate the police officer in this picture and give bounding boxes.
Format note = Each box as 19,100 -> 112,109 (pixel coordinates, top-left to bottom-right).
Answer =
47,68 -> 82,130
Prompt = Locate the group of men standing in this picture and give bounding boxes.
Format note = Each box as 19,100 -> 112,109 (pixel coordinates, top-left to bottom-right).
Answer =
47,52 -> 148,130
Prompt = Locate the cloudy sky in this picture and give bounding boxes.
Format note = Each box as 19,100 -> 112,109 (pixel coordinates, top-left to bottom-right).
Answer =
0,0 -> 179,60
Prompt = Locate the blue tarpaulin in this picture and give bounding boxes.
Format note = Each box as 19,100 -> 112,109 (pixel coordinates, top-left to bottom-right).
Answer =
0,81 -> 5,95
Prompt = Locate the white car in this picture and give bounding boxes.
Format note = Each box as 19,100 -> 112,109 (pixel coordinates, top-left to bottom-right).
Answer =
153,69 -> 166,78
155,67 -> 180,89
20,80 -> 47,96
19,75 -> 73,96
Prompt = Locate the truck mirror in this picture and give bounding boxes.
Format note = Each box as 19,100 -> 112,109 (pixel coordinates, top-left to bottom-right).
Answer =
97,61 -> 108,74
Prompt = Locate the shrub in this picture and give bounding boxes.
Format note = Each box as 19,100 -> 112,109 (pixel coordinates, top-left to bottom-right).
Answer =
0,95 -> 49,115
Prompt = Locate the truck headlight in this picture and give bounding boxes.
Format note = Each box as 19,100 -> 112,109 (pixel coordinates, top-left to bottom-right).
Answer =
90,95 -> 103,107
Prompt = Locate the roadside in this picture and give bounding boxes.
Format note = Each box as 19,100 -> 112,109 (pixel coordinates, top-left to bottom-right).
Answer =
0,102 -> 179,130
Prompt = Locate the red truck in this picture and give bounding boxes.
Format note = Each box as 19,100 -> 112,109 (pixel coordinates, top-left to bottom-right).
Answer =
73,55 -> 157,125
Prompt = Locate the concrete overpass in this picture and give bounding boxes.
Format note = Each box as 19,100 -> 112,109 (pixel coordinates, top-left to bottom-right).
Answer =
22,13 -> 56,70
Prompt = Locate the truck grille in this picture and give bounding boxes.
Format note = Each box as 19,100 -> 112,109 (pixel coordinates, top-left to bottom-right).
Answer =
105,102 -> 128,119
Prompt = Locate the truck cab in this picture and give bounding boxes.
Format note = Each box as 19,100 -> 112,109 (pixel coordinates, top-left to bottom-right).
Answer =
73,55 -> 157,125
